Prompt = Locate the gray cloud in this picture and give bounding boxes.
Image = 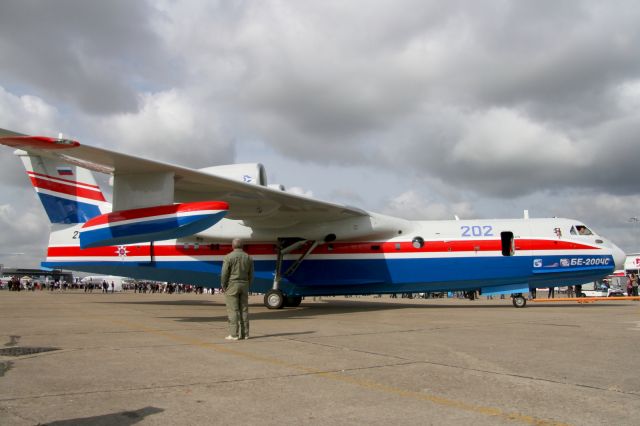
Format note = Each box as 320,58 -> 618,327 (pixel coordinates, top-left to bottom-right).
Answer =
0,0 -> 171,114
160,1 -> 639,202
0,190 -> 50,269
1,0 -> 639,257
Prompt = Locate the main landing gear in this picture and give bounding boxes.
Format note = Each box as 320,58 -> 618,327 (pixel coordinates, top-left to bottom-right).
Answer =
264,290 -> 303,309
264,289 -> 285,309
264,238 -> 318,309
511,293 -> 527,308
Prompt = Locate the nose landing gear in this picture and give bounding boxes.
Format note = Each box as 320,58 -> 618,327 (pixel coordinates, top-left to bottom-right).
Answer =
511,293 -> 527,308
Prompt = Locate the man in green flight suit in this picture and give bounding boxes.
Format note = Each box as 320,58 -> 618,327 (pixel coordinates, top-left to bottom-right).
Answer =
221,238 -> 254,340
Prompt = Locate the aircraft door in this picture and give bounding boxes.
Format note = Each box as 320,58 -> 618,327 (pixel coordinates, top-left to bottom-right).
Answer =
501,231 -> 515,256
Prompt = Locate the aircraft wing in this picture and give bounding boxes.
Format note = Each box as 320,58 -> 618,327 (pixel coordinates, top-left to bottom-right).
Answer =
0,128 -> 368,228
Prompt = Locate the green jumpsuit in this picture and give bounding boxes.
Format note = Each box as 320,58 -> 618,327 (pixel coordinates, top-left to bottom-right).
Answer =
221,248 -> 254,338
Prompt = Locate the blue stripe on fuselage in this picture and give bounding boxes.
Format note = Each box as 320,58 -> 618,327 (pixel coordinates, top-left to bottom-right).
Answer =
43,253 -> 614,296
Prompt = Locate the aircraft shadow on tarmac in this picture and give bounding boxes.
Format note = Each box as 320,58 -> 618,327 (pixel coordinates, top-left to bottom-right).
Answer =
41,406 -> 163,426
99,299 -> 420,322
96,299 -> 217,306
96,298 -> 453,323
94,298 -> 628,324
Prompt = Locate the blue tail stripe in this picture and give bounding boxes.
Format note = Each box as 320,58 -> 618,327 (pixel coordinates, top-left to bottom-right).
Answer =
38,193 -> 102,223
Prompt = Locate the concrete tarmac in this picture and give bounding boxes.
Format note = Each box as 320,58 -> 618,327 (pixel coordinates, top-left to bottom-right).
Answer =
0,291 -> 638,425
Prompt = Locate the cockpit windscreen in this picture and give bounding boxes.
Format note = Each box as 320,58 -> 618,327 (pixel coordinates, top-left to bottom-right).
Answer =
570,225 -> 593,236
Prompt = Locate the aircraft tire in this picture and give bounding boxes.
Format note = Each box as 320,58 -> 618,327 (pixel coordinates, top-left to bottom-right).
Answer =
265,289 -> 285,309
512,295 -> 527,308
284,295 -> 302,307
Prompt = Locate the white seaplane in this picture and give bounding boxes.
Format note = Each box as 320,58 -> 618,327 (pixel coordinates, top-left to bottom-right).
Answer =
0,128 -> 625,308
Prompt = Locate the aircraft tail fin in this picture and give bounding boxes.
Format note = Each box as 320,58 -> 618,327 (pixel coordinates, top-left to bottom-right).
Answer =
15,150 -> 111,224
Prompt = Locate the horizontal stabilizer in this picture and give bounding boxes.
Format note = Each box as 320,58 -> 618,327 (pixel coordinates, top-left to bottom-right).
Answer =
80,201 -> 228,248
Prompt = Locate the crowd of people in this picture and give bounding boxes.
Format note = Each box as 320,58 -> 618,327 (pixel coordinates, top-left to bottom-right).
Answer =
131,281 -> 212,294
3,273 -> 640,298
82,280 -> 115,293
2,278 -> 76,292
0,278 -> 215,294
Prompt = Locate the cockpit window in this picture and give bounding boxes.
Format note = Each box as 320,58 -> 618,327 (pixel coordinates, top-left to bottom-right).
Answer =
571,225 -> 593,236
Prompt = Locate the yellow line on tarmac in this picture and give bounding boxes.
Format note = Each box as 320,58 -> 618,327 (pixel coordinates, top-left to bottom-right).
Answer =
109,318 -> 570,426
532,296 -> 640,303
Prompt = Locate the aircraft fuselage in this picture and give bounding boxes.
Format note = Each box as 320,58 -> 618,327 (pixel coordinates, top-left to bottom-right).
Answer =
43,216 -> 623,298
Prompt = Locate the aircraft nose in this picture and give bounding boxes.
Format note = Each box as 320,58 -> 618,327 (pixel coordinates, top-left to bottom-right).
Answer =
612,243 -> 626,270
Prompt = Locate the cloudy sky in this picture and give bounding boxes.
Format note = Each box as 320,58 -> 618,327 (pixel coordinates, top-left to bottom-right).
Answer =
1,0 -> 640,268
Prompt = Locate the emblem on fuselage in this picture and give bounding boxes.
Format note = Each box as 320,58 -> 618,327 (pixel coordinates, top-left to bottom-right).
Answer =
115,245 -> 129,260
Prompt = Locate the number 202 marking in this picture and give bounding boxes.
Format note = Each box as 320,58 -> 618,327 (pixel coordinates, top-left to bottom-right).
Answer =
461,225 -> 493,237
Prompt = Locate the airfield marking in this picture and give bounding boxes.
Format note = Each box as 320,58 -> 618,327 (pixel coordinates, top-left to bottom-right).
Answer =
531,296 -> 640,304
107,317 -> 570,426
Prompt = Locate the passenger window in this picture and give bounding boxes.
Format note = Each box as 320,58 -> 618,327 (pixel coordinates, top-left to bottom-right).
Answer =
501,232 -> 514,256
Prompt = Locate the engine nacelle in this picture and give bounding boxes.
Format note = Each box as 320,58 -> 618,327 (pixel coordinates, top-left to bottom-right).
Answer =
199,163 -> 267,186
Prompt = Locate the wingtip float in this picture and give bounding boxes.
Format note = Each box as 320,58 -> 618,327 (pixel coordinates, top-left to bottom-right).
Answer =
80,201 -> 229,249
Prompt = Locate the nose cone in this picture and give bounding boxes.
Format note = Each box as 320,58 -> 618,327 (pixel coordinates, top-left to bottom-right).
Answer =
612,244 -> 626,270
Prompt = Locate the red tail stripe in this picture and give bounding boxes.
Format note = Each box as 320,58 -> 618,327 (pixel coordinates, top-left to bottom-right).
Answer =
27,171 -> 101,189
30,176 -> 106,201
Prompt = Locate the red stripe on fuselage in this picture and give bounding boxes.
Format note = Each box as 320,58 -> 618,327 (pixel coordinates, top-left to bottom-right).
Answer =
47,238 -> 600,258
519,239 -> 597,251
307,239 -> 597,254
29,176 -> 106,201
